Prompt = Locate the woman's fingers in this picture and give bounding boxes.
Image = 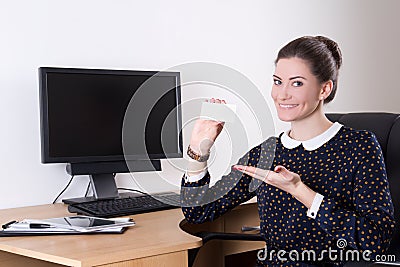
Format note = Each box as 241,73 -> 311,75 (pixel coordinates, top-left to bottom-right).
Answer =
274,165 -> 292,180
236,169 -> 267,181
211,98 -> 223,103
209,98 -> 226,104
233,165 -> 295,183
233,165 -> 302,195
233,165 -> 269,181
234,165 -> 265,175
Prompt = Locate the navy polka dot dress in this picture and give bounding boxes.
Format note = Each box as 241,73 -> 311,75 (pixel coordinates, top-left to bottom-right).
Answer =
181,125 -> 395,266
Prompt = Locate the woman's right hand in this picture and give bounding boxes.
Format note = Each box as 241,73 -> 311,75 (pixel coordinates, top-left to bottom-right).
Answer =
189,98 -> 226,155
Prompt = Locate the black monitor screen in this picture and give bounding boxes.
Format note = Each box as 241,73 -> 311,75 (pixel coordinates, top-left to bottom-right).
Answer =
39,67 -> 182,163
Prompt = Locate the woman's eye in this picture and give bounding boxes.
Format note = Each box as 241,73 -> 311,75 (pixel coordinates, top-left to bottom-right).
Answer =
273,79 -> 282,85
292,81 -> 303,87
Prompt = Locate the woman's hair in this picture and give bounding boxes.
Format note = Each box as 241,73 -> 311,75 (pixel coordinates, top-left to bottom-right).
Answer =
275,36 -> 342,104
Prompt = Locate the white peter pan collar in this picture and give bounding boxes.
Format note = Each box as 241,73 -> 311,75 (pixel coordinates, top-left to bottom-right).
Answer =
280,122 -> 343,151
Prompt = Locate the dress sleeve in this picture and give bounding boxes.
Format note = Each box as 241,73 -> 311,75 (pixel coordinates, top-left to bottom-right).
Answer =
314,132 -> 395,257
180,138 -> 275,224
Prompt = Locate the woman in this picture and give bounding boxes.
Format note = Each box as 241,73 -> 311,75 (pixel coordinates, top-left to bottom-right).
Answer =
181,36 -> 395,266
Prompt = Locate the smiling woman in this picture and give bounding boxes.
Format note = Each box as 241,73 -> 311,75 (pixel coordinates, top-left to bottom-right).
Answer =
180,36 -> 395,267
271,36 -> 342,140
272,57 -> 329,125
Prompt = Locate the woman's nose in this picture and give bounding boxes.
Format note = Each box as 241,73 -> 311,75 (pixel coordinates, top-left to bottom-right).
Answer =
277,85 -> 291,100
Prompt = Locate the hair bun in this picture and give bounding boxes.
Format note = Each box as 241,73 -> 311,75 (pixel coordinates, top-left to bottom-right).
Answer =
315,36 -> 342,69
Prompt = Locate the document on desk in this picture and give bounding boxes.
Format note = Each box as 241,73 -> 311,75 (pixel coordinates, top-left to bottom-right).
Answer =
1,216 -> 135,236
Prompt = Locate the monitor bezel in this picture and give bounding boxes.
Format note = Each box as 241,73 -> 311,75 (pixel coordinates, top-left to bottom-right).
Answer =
39,67 -> 183,164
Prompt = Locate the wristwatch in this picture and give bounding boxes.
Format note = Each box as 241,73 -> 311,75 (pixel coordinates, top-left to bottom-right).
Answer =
187,145 -> 210,162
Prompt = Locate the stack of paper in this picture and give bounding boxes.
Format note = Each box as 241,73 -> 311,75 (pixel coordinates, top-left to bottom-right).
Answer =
1,215 -> 135,236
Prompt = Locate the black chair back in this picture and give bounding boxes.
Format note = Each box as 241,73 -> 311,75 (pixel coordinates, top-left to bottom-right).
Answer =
327,113 -> 400,251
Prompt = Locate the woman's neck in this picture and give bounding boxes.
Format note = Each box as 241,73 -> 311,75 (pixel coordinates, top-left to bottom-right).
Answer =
289,107 -> 333,141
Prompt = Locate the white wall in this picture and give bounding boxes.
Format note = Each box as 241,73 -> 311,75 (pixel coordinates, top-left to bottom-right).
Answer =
1,0 -> 399,209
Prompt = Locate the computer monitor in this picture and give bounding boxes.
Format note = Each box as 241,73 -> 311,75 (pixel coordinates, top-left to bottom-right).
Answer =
39,67 -> 182,203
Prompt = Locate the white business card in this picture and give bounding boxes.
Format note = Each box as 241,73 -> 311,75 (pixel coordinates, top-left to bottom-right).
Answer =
200,102 -> 237,123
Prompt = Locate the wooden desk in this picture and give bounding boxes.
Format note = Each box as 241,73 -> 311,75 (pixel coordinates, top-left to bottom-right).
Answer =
0,201 -> 263,267
181,201 -> 264,267
0,204 -> 201,267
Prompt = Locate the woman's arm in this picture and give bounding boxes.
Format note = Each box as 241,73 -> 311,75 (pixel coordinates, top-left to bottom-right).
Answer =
181,139 -> 275,224
313,133 -> 395,257
235,132 -> 395,257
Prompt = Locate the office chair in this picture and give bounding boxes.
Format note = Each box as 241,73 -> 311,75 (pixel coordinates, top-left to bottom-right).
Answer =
186,113 -> 400,267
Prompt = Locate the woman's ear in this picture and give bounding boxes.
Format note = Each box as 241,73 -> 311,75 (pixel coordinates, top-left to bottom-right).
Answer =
320,80 -> 333,100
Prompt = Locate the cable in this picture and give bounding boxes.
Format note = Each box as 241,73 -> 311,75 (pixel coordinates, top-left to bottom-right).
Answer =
128,173 -> 150,194
84,181 -> 91,197
116,173 -> 151,196
54,174 -> 122,203
52,175 -> 74,204
117,187 -> 152,197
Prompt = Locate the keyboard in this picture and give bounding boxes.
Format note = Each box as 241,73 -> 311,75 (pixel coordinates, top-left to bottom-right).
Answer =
68,193 -> 181,218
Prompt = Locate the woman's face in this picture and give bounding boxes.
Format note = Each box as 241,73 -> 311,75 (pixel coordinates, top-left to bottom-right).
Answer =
271,57 -> 324,122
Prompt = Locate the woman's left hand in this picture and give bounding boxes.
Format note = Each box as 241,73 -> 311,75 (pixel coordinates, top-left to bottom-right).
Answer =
233,165 -> 302,196
233,164 -> 316,209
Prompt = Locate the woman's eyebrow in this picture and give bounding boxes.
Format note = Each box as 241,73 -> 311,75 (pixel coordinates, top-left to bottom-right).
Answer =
289,76 -> 307,80
273,75 -> 307,80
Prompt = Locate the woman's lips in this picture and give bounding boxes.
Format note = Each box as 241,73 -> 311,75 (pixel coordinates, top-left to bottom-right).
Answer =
279,104 -> 299,109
